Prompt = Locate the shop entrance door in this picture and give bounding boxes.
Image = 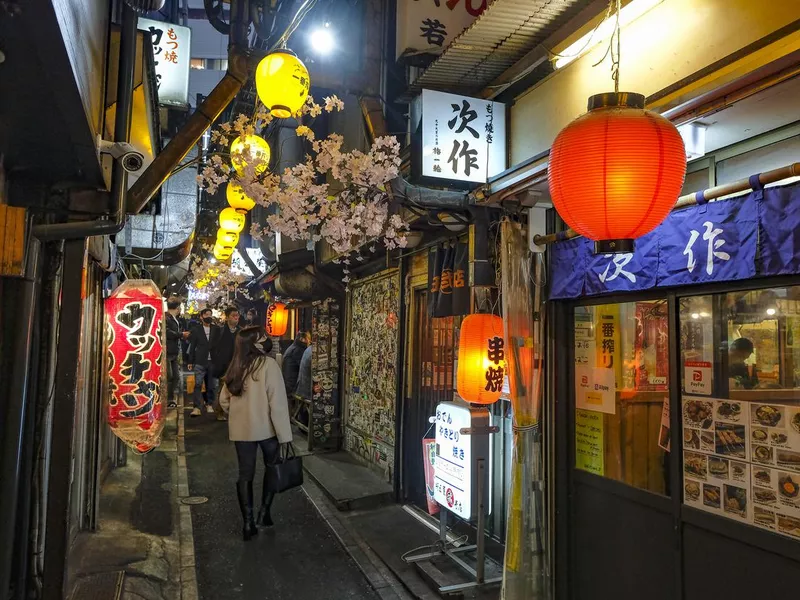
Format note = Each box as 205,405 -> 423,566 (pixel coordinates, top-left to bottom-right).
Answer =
402,290 -> 462,510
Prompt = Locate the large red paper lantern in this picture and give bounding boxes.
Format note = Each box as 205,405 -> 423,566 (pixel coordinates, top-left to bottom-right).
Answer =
265,302 -> 289,337
457,314 -> 505,405
549,92 -> 686,253
105,279 -> 166,454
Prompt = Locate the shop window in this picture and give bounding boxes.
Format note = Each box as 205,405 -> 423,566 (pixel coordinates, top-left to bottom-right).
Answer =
680,166 -> 710,196
715,135 -> 800,188
574,301 -> 670,495
680,286 -> 800,540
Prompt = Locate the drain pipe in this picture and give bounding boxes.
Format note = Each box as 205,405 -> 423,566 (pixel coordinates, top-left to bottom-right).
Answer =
31,3 -> 138,241
126,0 -> 255,215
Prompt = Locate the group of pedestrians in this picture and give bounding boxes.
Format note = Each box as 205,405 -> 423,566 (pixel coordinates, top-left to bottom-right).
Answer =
164,296 -> 315,540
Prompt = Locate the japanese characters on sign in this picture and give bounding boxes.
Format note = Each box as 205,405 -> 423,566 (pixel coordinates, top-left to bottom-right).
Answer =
139,18 -> 191,107
421,90 -> 506,184
484,335 -> 505,393
396,0 -> 486,59
428,242 -> 469,317
433,403 -> 473,519
549,189 -> 771,300
105,279 -> 166,454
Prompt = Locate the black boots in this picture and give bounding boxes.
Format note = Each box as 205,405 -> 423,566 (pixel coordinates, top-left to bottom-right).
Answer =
257,475 -> 275,527
236,481 -> 258,541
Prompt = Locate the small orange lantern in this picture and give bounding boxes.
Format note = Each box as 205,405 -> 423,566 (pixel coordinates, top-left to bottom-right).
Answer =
265,302 -> 289,337
456,313 -> 505,404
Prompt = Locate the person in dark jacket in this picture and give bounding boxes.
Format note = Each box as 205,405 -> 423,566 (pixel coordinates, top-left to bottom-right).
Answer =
165,297 -> 188,409
281,331 -> 309,399
188,307 -> 216,417
210,306 -> 240,420
294,344 -> 313,426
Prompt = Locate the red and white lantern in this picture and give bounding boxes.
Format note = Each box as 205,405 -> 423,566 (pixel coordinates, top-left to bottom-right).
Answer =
105,279 -> 166,453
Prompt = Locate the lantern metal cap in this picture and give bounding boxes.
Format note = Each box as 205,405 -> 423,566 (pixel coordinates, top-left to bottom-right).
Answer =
594,239 -> 635,254
588,92 -> 646,111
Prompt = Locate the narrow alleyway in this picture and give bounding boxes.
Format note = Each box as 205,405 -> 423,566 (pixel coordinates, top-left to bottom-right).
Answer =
184,412 -> 378,600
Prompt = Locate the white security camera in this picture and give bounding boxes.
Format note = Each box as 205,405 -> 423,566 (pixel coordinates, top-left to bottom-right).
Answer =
98,139 -> 147,174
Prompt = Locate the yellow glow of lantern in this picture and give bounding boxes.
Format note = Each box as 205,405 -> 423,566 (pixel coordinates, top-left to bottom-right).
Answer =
217,229 -> 239,247
226,182 -> 256,211
213,243 -> 233,262
230,135 -> 271,176
456,314 -> 506,405
255,51 -> 310,119
219,207 -> 246,233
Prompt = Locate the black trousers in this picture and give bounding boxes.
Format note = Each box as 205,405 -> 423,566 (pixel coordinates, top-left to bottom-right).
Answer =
167,356 -> 180,403
234,437 -> 280,482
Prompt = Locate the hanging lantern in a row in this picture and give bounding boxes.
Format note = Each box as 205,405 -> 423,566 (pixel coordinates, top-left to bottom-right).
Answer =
105,279 -> 166,453
255,50 -> 311,119
456,313 -> 506,405
549,95 -> 686,254
266,302 -> 289,337
227,181 -> 256,211
231,135 -> 271,176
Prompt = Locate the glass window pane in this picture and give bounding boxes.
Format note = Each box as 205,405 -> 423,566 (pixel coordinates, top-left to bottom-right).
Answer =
574,301 -> 671,496
680,286 -> 800,539
681,167 -> 710,196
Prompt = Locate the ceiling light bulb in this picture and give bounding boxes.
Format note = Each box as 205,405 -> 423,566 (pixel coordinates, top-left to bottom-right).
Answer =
766,308 -> 777,316
310,28 -> 334,54
691,313 -> 700,320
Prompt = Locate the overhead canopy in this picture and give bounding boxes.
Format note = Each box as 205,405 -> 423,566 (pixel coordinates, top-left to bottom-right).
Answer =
404,0 -> 590,98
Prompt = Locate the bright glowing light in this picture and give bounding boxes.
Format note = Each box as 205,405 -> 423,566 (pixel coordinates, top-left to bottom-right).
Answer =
691,313 -> 700,320
210,258 -> 217,264
553,0 -> 663,69
767,308 -> 777,316
310,27 -> 334,54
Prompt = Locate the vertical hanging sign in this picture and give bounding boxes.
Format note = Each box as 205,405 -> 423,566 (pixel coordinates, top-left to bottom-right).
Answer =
395,0 -> 485,59
105,279 -> 166,453
139,18 -> 191,107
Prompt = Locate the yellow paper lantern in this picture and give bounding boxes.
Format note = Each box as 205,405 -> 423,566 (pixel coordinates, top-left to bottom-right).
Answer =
230,135 -> 271,176
213,243 -> 232,261
219,207 -> 246,233
255,51 -> 310,119
226,182 -> 256,211
456,314 -> 506,405
217,229 -> 239,247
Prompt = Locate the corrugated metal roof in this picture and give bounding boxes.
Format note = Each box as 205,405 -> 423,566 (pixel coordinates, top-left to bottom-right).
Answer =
406,0 -> 590,97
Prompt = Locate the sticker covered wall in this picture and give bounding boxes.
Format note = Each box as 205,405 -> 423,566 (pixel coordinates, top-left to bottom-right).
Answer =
345,271 -> 401,480
310,298 -> 341,451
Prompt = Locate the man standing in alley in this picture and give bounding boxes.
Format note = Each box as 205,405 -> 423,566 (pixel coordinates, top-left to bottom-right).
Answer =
188,307 -> 217,417
165,296 -> 189,409
210,305 -> 240,421
281,331 -> 309,400
295,342 -> 313,428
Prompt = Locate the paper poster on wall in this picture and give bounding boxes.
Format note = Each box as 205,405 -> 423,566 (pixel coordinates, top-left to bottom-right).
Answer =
576,409 -> 604,476
575,366 -> 616,415
681,396 -> 800,539
684,361 -> 712,395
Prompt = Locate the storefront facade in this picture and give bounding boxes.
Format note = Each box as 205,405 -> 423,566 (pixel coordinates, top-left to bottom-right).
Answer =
546,82 -> 800,600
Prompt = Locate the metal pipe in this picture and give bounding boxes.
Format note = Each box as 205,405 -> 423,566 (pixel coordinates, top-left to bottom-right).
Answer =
533,161 -> 800,246
42,240 -> 86,600
32,4 -> 138,241
0,239 -> 41,598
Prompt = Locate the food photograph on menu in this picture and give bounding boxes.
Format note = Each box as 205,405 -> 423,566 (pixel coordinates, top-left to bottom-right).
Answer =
681,396 -> 800,539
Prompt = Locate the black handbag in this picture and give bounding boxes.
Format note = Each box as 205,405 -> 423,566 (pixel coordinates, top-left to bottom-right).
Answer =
265,443 -> 304,493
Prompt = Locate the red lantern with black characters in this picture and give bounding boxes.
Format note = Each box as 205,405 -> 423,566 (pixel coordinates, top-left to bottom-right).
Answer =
456,313 -> 506,405
265,302 -> 289,337
105,279 -> 166,454
549,92 -> 686,254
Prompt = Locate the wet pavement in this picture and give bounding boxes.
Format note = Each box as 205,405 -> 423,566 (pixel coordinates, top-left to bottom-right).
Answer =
184,411 -> 378,600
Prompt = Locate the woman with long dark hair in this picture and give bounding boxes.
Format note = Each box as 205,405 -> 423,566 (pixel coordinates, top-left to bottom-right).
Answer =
219,326 -> 292,540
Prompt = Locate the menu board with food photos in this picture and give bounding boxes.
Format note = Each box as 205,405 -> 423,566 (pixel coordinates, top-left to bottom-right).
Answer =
682,396 -> 800,540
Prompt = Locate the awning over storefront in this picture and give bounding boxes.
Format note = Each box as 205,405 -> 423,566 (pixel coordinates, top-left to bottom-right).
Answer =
405,0 -> 590,97
550,179 -> 800,299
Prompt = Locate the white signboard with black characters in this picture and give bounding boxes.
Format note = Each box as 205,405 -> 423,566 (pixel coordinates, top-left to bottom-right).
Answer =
421,89 -> 506,184
433,402 -> 492,520
139,18 -> 191,107
396,0 -> 485,59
